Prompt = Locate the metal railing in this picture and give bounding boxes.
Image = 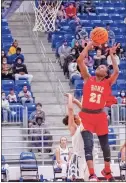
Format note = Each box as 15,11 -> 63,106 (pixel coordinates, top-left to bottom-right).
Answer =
2,105 -> 28,126
111,104 -> 126,125
2,126 -> 125,165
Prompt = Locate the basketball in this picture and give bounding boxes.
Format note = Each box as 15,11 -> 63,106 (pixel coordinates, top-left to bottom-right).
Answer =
90,27 -> 108,45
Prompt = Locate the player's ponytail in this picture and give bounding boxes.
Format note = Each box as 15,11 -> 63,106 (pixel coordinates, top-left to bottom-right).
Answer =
62,115 -> 68,126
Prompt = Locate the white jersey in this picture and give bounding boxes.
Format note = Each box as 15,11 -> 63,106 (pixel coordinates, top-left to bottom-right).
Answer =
59,146 -> 69,163
72,126 -> 84,157
68,125 -> 88,180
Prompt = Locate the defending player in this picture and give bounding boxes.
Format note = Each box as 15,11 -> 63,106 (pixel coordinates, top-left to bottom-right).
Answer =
77,41 -> 119,181
63,93 -> 89,181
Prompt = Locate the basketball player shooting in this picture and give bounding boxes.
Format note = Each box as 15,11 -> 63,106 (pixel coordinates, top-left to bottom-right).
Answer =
77,41 -> 119,182
63,93 -> 88,182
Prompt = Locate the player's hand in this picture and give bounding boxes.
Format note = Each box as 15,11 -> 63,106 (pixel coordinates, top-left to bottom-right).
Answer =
64,93 -> 72,98
86,41 -> 94,50
109,43 -> 120,54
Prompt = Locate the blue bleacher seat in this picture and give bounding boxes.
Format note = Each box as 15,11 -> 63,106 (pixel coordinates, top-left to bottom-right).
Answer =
108,127 -> 116,145
118,83 -> 126,90
2,27 -> 11,35
2,20 -> 8,27
96,7 -> 105,14
88,15 -> 98,20
2,80 -> 14,91
110,14 -> 122,21
99,13 -> 110,20
64,34 -> 74,41
52,34 -> 64,49
114,2 -> 124,7
74,80 -> 84,99
91,20 -> 103,27
2,35 -> 13,43
15,80 -> 31,92
105,7 -> 115,14
25,103 -> 36,118
116,8 -> 126,14
81,20 -> 91,27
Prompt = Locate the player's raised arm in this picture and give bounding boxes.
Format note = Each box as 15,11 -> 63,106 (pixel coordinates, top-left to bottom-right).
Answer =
77,42 -> 92,81
109,44 -> 119,85
73,98 -> 82,109
65,93 -> 76,135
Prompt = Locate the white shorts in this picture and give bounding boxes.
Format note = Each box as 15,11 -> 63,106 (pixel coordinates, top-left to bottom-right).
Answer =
68,154 -> 89,180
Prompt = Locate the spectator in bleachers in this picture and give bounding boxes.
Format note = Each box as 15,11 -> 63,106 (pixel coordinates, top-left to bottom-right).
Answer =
29,103 -> 45,124
83,0 -> 96,14
68,58 -> 81,86
1,56 -> 14,80
65,3 -> 77,19
55,137 -> 70,181
117,90 -> 126,121
106,23 -> 115,46
58,40 -> 71,68
8,40 -> 18,56
63,55 -> 74,78
13,57 -> 33,83
107,51 -> 120,70
120,141 -> 126,168
57,5 -> 66,20
1,50 -> 6,60
2,92 -> 16,122
85,55 -> 94,69
18,85 -> 33,105
9,47 -> 24,63
93,49 -> 107,69
115,43 -> 124,58
71,41 -> 83,58
7,89 -> 17,103
29,116 -> 52,154
77,27 -> 88,40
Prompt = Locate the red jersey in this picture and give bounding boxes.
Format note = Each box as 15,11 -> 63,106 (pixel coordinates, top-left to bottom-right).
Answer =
82,76 -> 111,110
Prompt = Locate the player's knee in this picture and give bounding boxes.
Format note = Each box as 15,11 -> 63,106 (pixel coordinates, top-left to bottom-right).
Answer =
81,131 -> 93,161
101,143 -> 111,162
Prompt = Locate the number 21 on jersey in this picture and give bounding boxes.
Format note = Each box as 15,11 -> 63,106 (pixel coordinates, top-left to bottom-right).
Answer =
89,93 -> 101,104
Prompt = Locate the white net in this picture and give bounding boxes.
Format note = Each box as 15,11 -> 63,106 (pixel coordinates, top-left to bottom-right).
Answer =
31,0 -> 62,32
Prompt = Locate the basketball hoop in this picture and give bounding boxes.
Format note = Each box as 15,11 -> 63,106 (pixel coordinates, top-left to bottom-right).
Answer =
31,0 -> 62,32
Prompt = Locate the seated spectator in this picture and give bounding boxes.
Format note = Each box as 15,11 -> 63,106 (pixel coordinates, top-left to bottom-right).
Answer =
1,56 -> 14,80
120,142 -> 126,168
8,47 -> 24,64
65,3 -> 77,19
13,58 -> 33,83
8,40 -> 18,56
55,137 -> 70,181
93,49 -> 107,69
117,90 -> 126,121
1,50 -> 6,60
63,55 -> 75,78
57,5 -> 66,20
7,89 -> 17,103
106,23 -> 115,46
117,90 -> 126,104
58,40 -> 71,68
29,117 -> 52,154
85,56 -> 94,69
78,27 -> 88,40
2,92 -> 16,122
107,52 -> 120,70
71,41 -> 83,58
71,33 -> 86,48
29,103 -> 45,124
83,0 -> 96,14
68,59 -> 81,86
115,43 -> 124,58
18,85 -> 33,105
